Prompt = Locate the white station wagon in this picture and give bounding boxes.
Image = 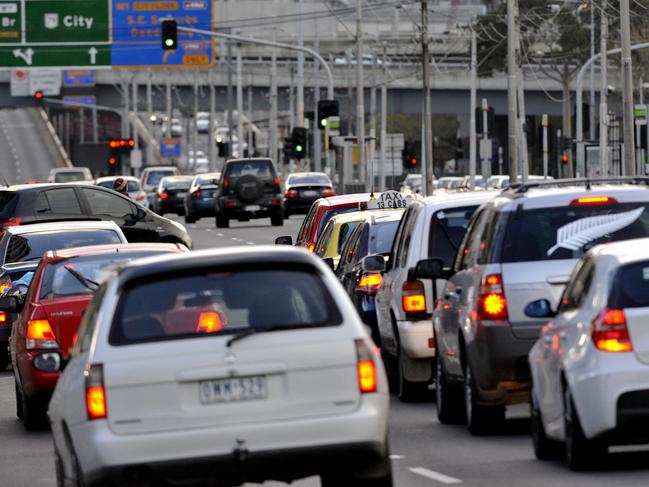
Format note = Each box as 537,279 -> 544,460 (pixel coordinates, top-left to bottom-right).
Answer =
48,247 -> 392,487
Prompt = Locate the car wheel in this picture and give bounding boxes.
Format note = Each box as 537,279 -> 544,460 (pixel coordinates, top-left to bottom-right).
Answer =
284,209 -> 291,219
464,362 -> 505,435
564,387 -> 606,471
72,451 -> 86,487
531,389 -> 564,460
270,211 -> 284,227
54,448 -> 65,487
215,212 -> 229,228
435,351 -> 464,424
22,394 -> 47,431
380,347 -> 398,392
397,345 -> 429,402
184,213 -> 197,224
15,380 -> 23,420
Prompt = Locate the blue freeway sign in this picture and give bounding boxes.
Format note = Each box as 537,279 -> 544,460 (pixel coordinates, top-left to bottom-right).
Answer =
63,70 -> 96,86
160,138 -> 181,158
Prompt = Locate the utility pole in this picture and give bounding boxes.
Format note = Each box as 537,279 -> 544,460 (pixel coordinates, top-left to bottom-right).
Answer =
542,114 -> 548,179
620,0 -> 636,176
165,75 -> 172,138
380,44 -> 388,192
146,69 -> 152,126
313,27 -> 322,171
421,0 -> 434,193
469,25 -> 477,190
482,98 -> 489,179
236,44 -> 244,157
192,73 -> 199,170
297,0 -> 304,130
270,1 -> 279,165
369,58 -> 377,191
356,0 -> 365,187
600,0 -> 608,177
507,0 -> 518,183
589,2 -> 595,141
227,39 -> 234,157
208,69 -> 216,171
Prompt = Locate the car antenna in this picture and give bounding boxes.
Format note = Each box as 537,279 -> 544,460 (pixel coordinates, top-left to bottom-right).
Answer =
1,174 -> 9,186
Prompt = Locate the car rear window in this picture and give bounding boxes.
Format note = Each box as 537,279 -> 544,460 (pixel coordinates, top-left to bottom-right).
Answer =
288,175 -> 331,186
162,178 -> 192,190
0,192 -> 17,218
370,220 -> 401,255
97,181 -> 141,192
317,206 -> 362,240
502,203 -> 649,263
145,171 -> 176,186
39,252 -> 165,299
54,171 -> 87,183
5,230 -> 122,264
226,161 -> 274,179
109,267 -> 343,346
428,206 -> 478,267
609,261 -> 649,309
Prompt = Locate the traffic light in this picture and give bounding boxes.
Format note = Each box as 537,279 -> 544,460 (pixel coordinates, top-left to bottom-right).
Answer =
108,156 -> 118,166
291,127 -> 308,160
109,138 -> 135,155
317,100 -> 339,128
34,90 -> 44,106
402,146 -> 418,170
161,20 -> 178,51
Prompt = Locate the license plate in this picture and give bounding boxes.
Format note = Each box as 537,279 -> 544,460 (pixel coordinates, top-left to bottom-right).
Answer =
176,192 -> 187,198
245,205 -> 261,212
199,376 -> 267,405
302,190 -> 317,197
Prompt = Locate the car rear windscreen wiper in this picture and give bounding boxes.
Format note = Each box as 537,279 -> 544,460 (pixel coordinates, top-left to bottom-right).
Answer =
63,265 -> 99,291
226,324 -> 305,348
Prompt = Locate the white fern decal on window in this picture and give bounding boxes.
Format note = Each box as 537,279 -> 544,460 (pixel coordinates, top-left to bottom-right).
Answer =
547,207 -> 645,256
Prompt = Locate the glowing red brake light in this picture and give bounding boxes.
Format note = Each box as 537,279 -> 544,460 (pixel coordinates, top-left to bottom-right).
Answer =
478,274 -> 508,321
356,273 -> 383,296
0,311 -> 6,323
0,282 -> 11,294
223,178 -> 230,189
196,311 -> 224,334
322,188 -> 336,197
85,364 -> 107,420
193,189 -> 202,199
0,217 -> 22,234
285,189 -> 299,198
402,280 -> 426,313
592,308 -> 632,353
26,319 -> 58,349
570,196 -> 618,206
355,339 -> 378,394
159,192 -> 169,200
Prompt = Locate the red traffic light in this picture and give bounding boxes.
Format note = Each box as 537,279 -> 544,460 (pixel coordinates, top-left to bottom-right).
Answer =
562,153 -> 569,163
34,90 -> 44,100
108,156 -> 117,166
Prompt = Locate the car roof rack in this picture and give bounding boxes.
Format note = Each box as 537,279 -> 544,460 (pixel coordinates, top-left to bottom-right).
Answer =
505,177 -> 649,194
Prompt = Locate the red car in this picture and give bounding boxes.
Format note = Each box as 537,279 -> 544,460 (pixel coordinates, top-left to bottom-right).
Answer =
8,243 -> 188,430
288,194 -> 371,252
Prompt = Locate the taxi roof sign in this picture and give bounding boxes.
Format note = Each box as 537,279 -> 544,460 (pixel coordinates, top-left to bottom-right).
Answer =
367,191 -> 409,210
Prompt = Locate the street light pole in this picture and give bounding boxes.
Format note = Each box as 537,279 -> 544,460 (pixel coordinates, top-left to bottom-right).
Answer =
421,0 -> 434,194
620,0 -> 636,176
469,26 -> 477,190
356,0 -> 366,188
507,0 -> 519,183
600,1 -> 609,177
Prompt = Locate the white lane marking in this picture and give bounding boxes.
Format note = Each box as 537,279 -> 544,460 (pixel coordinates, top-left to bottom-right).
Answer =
246,241 -> 255,245
205,228 -> 211,232
390,455 -> 405,460
231,237 -> 241,242
409,467 -> 462,484
217,233 -> 223,237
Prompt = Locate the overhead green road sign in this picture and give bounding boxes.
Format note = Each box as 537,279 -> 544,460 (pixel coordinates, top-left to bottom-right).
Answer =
0,2 -> 21,43
25,0 -> 110,44
0,45 -> 110,67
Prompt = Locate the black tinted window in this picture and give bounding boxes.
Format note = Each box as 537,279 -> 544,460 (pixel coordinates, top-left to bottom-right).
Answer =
428,206 -> 477,267
502,203 -> 649,263
317,206 -> 361,240
226,161 -> 275,179
5,230 -> 122,263
82,189 -> 136,218
0,192 -> 17,218
609,261 -> 649,309
110,268 -> 342,346
288,175 -> 331,186
145,171 -> 176,186
35,189 -> 83,215
370,220 -> 400,255
54,171 -> 87,183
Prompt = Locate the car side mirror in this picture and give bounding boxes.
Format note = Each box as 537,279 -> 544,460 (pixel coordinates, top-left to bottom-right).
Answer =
412,258 -> 445,280
275,236 -> 293,246
322,257 -> 335,270
0,295 -> 22,313
361,255 -> 386,273
524,299 -> 556,319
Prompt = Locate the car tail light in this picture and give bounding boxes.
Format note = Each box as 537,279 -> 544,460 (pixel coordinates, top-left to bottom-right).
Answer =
159,192 -> 169,200
85,364 -> 107,420
478,273 -> 508,321
0,311 -> 6,323
196,311 -> 224,334
223,178 -> 230,189
356,273 -> 382,296
26,319 -> 58,350
285,189 -> 299,198
591,308 -> 632,353
0,217 -> 22,235
570,196 -> 618,206
225,201 -> 237,208
193,189 -> 202,199
0,281 -> 11,294
322,188 -> 336,197
402,280 -> 427,314
355,339 -> 378,394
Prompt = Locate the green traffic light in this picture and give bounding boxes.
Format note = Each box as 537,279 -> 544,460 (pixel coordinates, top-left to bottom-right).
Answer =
296,144 -> 304,153
165,39 -> 175,47
320,119 -> 327,127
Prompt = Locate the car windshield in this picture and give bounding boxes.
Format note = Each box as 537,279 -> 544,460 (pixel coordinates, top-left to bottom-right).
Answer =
429,206 -> 479,267
55,171 -> 87,183
0,192 -> 17,217
227,161 -> 274,179
162,178 -> 192,190
196,175 -> 220,186
39,252 -> 162,299
317,206 -> 363,240
145,171 -> 176,186
288,175 -> 331,186
502,203 -> 649,263
369,220 -> 401,254
5,230 -> 122,264
97,180 -> 141,192
109,268 -> 342,346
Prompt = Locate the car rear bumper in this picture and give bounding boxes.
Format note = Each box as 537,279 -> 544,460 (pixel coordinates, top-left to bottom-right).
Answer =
17,351 -> 60,397
467,322 -> 537,406
569,353 -> 649,442
156,200 -> 185,213
188,199 -> 216,215
218,197 -> 283,219
396,319 -> 435,359
73,395 -> 389,486
284,198 -> 318,213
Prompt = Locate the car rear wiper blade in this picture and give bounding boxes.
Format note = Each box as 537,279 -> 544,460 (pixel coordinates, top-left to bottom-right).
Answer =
63,265 -> 99,291
226,324 -> 303,348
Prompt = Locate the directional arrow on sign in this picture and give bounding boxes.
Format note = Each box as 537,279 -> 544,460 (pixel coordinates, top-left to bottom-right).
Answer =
88,47 -> 97,65
13,48 -> 34,66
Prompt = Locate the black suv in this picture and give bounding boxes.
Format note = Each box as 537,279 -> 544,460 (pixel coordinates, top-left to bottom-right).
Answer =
215,158 -> 284,228
0,184 -> 192,249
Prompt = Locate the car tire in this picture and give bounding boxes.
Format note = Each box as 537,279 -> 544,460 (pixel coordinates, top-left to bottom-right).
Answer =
435,352 -> 464,424
271,211 -> 284,227
564,387 -> 606,471
54,448 -> 65,487
15,380 -> 23,420
397,345 -> 429,402
215,212 -> 229,229
22,394 -> 48,431
185,213 -> 197,224
380,347 -> 398,392
72,451 -> 86,487
531,389 -> 564,461
464,362 -> 505,435
284,209 -> 291,219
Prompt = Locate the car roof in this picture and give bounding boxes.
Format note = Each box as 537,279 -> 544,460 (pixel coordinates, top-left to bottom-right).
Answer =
328,208 -> 403,226
49,167 -> 89,173
116,246 -> 320,285
142,166 -> 178,172
161,175 -> 193,183
95,176 -> 139,183
43,242 -> 188,260
590,238 -> 649,266
315,193 -> 372,208
6,220 -> 121,235
2,183 -> 95,192
1,261 -> 39,274
288,172 -> 329,178
421,190 -> 497,210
